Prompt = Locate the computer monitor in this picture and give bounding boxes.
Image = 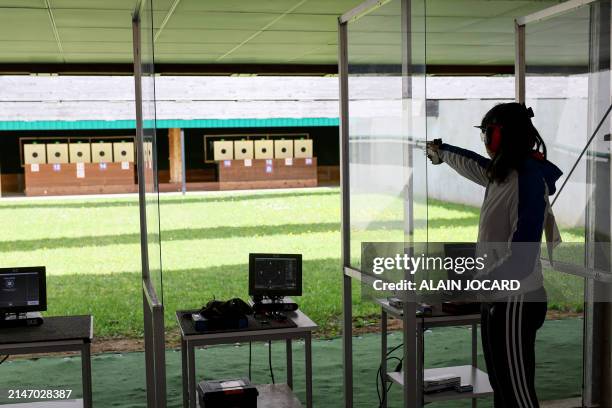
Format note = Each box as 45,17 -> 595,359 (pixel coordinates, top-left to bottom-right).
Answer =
0,267 -> 46,315
249,254 -> 302,297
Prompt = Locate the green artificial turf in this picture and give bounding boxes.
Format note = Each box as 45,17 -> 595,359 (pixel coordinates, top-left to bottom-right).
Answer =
0,188 -> 585,338
0,319 -> 582,408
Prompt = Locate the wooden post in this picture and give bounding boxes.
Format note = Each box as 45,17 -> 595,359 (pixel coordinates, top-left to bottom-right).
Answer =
168,128 -> 183,184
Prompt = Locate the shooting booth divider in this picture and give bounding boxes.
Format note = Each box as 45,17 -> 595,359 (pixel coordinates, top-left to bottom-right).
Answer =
515,0 -> 612,406
339,0 -> 429,406
133,0 -> 167,407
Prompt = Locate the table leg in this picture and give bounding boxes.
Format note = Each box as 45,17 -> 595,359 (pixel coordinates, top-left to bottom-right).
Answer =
188,342 -> 197,408
305,333 -> 313,408
472,323 -> 478,408
182,338 -> 188,408
81,343 -> 92,408
381,309 -> 388,408
472,323 -> 477,366
286,339 -> 293,389
417,321 -> 424,407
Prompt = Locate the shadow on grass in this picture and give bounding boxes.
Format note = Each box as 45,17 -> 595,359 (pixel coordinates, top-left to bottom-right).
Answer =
0,216 -> 482,253
0,222 -> 342,252
427,198 -> 480,214
0,189 -> 339,210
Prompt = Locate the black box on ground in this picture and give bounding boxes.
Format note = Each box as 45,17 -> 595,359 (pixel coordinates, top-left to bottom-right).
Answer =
197,378 -> 258,408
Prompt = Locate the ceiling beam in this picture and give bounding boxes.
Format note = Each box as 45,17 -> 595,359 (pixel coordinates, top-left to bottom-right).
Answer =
0,63 -> 588,76
0,63 -> 337,75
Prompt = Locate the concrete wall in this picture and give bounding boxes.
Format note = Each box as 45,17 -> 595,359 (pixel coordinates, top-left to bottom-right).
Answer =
345,75 -> 595,228
0,76 -> 340,121
427,98 -> 591,228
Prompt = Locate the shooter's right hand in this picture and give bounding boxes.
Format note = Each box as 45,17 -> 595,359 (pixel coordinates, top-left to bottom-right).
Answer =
426,140 -> 443,165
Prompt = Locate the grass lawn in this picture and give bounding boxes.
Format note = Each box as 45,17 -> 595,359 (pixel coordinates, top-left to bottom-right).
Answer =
0,188 -> 584,339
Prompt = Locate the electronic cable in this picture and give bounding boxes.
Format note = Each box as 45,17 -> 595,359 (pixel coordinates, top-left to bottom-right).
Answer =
0,355 -> 8,365
268,341 -> 275,384
376,343 -> 404,407
377,356 -> 401,407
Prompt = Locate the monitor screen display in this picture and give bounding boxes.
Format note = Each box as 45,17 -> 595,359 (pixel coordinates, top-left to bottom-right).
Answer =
0,267 -> 46,314
249,254 -> 302,297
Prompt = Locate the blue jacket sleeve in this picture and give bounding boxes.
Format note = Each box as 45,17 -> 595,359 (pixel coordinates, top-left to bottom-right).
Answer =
438,144 -> 490,187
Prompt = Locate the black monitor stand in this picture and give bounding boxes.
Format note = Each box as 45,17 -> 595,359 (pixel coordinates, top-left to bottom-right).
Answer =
251,296 -> 298,320
0,312 -> 44,328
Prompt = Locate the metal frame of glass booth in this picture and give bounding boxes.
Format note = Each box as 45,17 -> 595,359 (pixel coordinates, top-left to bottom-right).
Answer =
338,0 -> 424,406
133,0 -> 167,407
338,1 -> 488,407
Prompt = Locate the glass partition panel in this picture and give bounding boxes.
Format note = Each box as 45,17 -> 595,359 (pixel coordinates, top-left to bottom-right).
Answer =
525,4 -> 590,247
134,0 -> 166,406
344,0 -> 427,406
139,0 -> 163,301
521,3 -> 605,401
522,3 -> 612,403
524,4 -> 591,318
347,0 -> 428,270
525,1 -> 611,283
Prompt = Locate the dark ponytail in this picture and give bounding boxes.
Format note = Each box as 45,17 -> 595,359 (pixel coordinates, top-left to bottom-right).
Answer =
481,103 -> 546,183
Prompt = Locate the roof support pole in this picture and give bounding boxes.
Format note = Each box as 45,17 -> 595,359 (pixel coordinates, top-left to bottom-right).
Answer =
168,128 -> 183,185
338,16 -> 353,408
401,0 -> 420,405
180,129 -> 186,195
584,1 -> 612,406
515,20 -> 525,103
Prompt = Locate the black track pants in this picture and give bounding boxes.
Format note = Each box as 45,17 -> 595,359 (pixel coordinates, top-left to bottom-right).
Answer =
481,292 -> 547,408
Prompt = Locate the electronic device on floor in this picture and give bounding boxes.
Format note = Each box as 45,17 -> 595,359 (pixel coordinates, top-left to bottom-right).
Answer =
455,384 -> 473,393
249,253 -> 302,321
197,378 -> 258,408
0,266 -> 46,328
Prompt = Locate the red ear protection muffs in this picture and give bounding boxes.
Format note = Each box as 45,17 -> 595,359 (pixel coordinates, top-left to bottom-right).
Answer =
486,124 -> 503,153
478,105 -> 537,155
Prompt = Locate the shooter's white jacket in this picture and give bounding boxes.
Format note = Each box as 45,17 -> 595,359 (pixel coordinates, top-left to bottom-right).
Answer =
438,144 -> 563,299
